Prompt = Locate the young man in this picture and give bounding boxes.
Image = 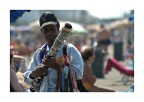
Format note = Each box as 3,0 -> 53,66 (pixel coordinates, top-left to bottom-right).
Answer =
96,24 -> 111,54
23,11 -> 84,92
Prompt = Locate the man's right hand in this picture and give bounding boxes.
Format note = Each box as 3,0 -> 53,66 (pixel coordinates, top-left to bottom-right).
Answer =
30,65 -> 48,79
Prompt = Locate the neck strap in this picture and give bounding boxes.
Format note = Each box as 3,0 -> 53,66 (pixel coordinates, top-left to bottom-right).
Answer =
39,43 -> 48,64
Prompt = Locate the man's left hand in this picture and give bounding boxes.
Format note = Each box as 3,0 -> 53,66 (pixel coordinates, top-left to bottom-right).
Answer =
42,57 -> 60,70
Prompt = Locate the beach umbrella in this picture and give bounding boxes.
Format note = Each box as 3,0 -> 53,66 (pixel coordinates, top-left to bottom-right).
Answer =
29,20 -> 40,32
85,25 -> 101,33
29,20 -> 88,35
109,19 -> 130,29
60,21 -> 88,35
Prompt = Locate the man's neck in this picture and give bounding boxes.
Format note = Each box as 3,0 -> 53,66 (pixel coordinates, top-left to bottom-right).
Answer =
47,42 -> 53,48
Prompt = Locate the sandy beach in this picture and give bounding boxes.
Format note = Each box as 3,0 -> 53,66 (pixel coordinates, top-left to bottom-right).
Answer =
94,45 -> 134,92
95,68 -> 134,91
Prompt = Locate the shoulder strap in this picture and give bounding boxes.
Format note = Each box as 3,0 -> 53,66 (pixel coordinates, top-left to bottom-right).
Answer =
62,43 -> 82,92
62,43 -> 70,66
57,43 -> 68,92
63,43 -> 68,56
39,43 -> 47,64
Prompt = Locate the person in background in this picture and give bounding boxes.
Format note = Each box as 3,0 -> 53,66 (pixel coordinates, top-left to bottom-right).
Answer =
111,28 -> 124,61
96,24 -> 111,55
12,55 -> 27,73
10,50 -> 30,91
10,54 -> 25,92
81,46 -> 115,92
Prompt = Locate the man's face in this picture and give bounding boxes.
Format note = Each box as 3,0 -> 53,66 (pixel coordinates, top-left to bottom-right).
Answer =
41,24 -> 59,43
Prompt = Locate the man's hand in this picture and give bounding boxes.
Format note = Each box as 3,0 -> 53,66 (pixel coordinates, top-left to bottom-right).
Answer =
42,57 -> 60,71
30,65 -> 48,78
